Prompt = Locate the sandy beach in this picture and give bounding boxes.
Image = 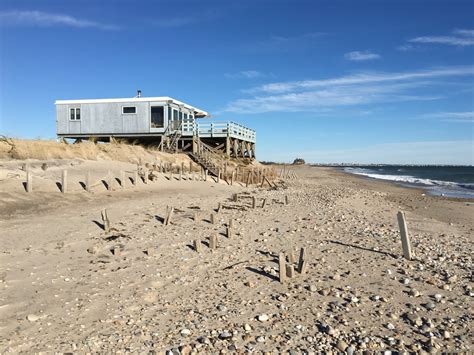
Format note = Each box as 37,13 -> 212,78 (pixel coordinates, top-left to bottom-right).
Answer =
0,162 -> 472,353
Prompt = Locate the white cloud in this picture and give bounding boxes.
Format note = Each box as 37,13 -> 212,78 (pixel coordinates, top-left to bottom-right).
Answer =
265,140 -> 474,165
420,111 -> 474,123
407,28 -> 474,47
344,51 -> 381,61
0,10 -> 118,30
225,70 -> 266,79
223,66 -> 474,114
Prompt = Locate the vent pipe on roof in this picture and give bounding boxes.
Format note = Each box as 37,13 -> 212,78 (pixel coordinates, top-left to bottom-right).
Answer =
136,90 -> 142,98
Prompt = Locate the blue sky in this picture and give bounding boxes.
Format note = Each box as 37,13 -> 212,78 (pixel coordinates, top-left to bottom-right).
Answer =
0,0 -> 473,164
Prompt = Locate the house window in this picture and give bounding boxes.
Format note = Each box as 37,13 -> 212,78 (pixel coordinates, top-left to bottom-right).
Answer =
70,108 -> 81,120
122,106 -> 137,114
151,106 -> 164,128
173,109 -> 179,121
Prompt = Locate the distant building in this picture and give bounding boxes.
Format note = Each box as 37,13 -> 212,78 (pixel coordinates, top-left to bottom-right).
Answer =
55,92 -> 256,158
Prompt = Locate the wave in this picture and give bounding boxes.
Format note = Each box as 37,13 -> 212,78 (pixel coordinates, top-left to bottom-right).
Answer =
344,168 -> 474,191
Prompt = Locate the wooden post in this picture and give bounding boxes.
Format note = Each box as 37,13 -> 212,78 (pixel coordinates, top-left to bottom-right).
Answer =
297,248 -> 306,273
233,193 -> 238,202
168,169 -> 172,181
288,251 -> 296,264
181,162 -> 185,175
143,169 -> 148,185
279,253 -> 287,283
261,198 -> 267,208
286,264 -> 295,278
252,196 -> 256,209
165,207 -> 174,226
229,218 -> 235,229
217,169 -> 220,183
61,170 -> 68,193
209,234 -> 217,250
210,213 -> 216,224
285,195 -> 289,205
133,171 -> 138,186
120,171 -> 125,188
193,212 -> 199,223
101,209 -> 110,233
107,171 -> 112,190
193,240 -> 201,252
397,211 -> 413,260
246,171 -> 251,187
217,203 -> 222,213
189,161 -> 192,173
227,226 -> 233,239
26,171 -> 32,192
86,171 -> 91,192
204,169 -> 208,182
231,171 -> 234,186
179,167 -> 182,181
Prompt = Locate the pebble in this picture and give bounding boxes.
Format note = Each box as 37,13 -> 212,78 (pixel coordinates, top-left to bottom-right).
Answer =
257,314 -> 269,322
180,329 -> 191,336
219,331 -> 232,339
27,314 -> 39,322
309,285 -> 317,292
244,324 -> 252,331
256,336 -> 265,343
386,323 -> 395,330
336,340 -> 348,351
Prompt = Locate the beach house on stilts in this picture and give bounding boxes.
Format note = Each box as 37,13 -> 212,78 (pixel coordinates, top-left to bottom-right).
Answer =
55,91 -> 256,173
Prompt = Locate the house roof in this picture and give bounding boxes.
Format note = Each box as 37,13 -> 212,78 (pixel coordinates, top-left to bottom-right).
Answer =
55,96 -> 209,117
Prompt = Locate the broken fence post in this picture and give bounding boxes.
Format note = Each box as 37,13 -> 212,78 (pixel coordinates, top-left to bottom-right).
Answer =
285,195 -> 289,205
193,239 -> 201,252
227,226 -> 233,238
107,171 -> 112,190
133,171 -> 138,186
279,253 -> 287,283
210,213 -> 216,224
85,171 -> 91,192
209,234 -> 217,250
61,170 -> 68,193
286,264 -> 295,278
397,211 -> 413,260
233,193 -> 238,202
120,171 -> 125,188
252,196 -> 256,209
288,250 -> 296,264
164,207 -> 174,226
26,171 -> 33,192
261,198 -> 267,208
297,247 -> 307,274
101,209 -> 110,233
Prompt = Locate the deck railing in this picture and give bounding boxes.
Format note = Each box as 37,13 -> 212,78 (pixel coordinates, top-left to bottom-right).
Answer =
170,120 -> 256,143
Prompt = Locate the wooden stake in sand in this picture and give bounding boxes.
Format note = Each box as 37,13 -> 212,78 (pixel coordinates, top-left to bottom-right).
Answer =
26,171 -> 33,192
144,169 -> 149,184
133,171 -> 138,186
286,264 -> 295,278
107,171 -> 112,190
217,169 -> 220,183
61,170 -> 68,193
229,218 -> 235,229
285,195 -> 289,205
288,250 -> 296,264
279,253 -> 287,283
217,203 -> 223,213
231,171 -> 235,186
233,193 -> 238,202
193,211 -> 199,223
120,171 -> 125,188
168,169 -> 172,181
261,198 -> 267,208
179,167 -> 182,181
209,234 -> 217,250
165,207 -> 174,226
193,239 -> 201,252
101,209 -> 110,233
397,211 -> 413,260
210,213 -> 216,224
204,169 -> 208,182
297,247 -> 307,274
227,226 -> 233,238
85,171 -> 91,192
252,196 -> 257,209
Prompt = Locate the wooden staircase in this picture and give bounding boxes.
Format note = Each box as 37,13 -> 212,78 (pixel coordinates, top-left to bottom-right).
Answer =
188,138 -> 223,177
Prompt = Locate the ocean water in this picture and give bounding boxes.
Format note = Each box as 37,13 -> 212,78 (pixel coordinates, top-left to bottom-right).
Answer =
343,166 -> 474,199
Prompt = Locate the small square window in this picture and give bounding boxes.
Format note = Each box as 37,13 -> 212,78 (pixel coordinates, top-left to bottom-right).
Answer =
75,108 -> 80,120
70,108 -> 75,120
123,106 -> 137,114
